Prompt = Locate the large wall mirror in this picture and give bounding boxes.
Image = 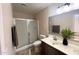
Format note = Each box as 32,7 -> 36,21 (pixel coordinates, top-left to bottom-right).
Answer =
49,9 -> 79,42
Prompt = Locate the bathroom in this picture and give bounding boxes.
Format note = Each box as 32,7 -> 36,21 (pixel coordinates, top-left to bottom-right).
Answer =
0,3 -> 79,55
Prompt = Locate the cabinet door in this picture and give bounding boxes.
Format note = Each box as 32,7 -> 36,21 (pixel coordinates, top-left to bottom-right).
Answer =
41,42 -> 66,55
16,20 -> 29,48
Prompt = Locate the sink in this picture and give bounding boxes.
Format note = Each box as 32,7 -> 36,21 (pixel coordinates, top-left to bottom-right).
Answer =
46,37 -> 62,45
42,36 -> 62,45
52,41 -> 61,45
52,42 -> 61,45
51,39 -> 62,45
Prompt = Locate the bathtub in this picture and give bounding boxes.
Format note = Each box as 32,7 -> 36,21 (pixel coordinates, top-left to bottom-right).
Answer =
15,40 -> 41,55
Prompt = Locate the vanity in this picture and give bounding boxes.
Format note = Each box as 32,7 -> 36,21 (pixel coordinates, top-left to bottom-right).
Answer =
41,35 -> 79,55
41,41 -> 66,55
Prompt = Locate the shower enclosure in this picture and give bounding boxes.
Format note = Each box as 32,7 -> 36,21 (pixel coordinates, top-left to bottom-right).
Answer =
15,18 -> 38,48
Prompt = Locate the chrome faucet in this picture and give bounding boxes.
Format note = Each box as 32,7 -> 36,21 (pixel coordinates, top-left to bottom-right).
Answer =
53,35 -> 57,41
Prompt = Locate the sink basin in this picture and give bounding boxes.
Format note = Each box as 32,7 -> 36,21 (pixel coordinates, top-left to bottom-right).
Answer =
42,37 -> 62,45
52,42 -> 61,45
51,39 -> 62,45
52,41 -> 62,45
46,37 -> 62,45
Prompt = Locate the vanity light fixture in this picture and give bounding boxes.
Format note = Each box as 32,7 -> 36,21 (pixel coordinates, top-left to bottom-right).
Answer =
56,3 -> 71,14
58,3 -> 70,8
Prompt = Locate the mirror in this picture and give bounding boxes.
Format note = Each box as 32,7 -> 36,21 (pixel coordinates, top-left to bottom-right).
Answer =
49,9 -> 79,42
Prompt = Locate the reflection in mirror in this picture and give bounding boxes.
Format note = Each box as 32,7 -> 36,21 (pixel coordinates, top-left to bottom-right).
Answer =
49,9 -> 79,42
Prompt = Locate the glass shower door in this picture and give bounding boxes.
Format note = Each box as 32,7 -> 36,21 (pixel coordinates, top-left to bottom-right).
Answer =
28,20 -> 38,43
15,20 -> 29,48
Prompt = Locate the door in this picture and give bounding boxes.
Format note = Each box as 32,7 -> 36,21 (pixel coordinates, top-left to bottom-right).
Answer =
28,20 -> 38,43
15,20 -> 28,48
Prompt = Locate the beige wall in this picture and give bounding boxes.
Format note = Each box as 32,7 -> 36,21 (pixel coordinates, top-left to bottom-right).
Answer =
74,15 -> 79,32
0,3 -> 15,55
13,11 -> 34,19
35,8 -> 49,36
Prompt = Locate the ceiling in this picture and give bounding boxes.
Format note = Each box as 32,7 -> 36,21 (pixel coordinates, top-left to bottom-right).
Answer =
12,3 -> 63,16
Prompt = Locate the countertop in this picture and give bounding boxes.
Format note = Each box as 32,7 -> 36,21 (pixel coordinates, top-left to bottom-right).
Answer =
41,35 -> 79,55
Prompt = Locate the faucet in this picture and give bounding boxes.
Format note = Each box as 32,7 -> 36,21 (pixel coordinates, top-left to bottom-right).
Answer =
53,35 -> 57,41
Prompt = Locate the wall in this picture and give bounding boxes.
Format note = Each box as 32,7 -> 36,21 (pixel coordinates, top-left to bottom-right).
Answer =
0,3 -> 15,55
12,11 -> 35,27
48,5 -> 57,17
48,4 -> 79,17
35,8 -> 49,36
0,4 -> 2,54
13,11 -> 34,19
74,15 -> 79,32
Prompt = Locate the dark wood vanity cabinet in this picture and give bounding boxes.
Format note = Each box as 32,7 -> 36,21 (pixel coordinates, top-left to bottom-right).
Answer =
41,42 -> 66,55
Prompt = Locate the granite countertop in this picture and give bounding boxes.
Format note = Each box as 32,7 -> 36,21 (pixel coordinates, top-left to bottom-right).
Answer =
41,35 -> 79,55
